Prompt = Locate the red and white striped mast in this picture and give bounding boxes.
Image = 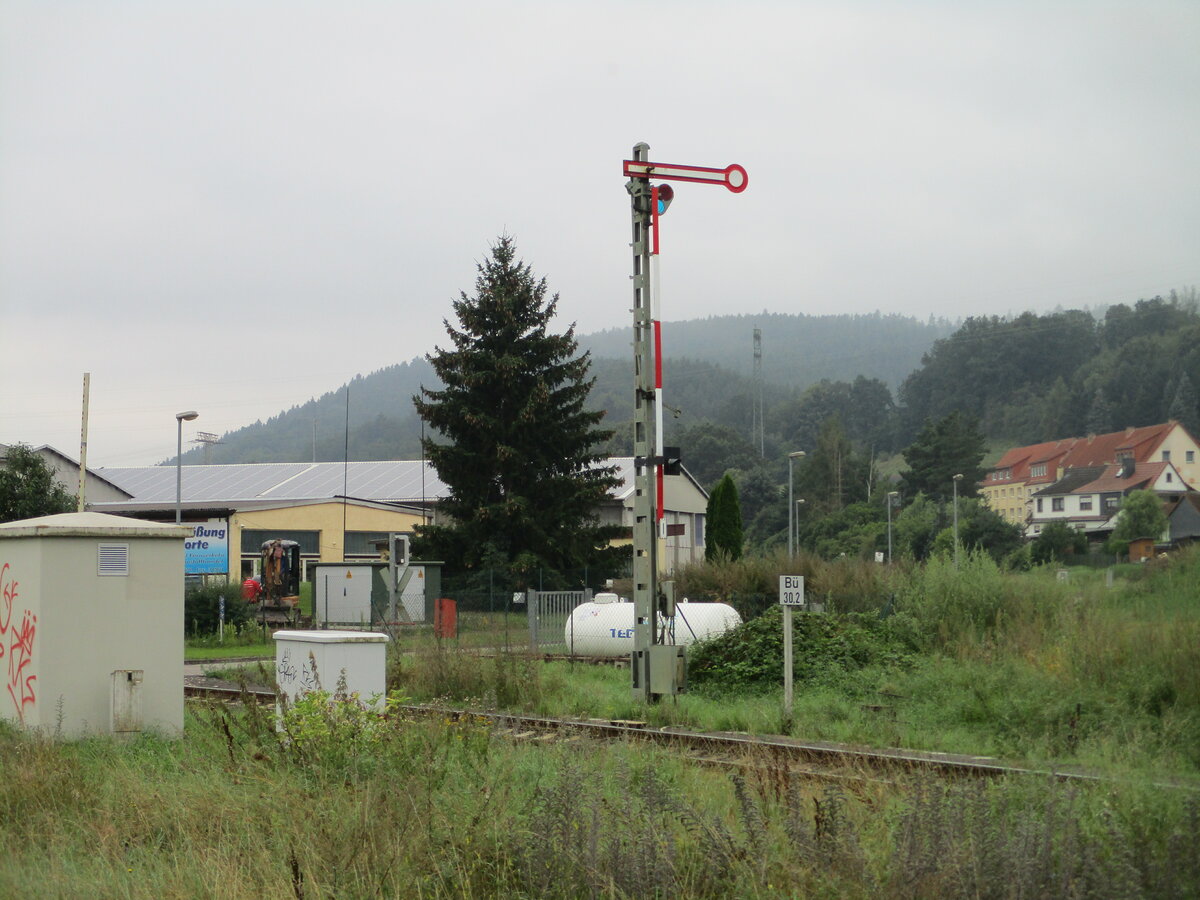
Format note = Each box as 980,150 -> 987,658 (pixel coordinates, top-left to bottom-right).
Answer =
623,144 -> 748,702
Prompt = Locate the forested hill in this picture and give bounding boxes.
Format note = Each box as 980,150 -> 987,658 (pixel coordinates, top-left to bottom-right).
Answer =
178,311 -> 949,465
579,312 -> 954,390
898,292 -> 1200,444
177,293 -> 1200,469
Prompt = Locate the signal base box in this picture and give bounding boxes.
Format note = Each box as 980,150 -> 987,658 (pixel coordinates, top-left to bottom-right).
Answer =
632,645 -> 687,699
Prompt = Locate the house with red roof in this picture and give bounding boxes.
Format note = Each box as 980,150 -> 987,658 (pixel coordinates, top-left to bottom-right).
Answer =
979,439 -> 1073,526
1026,460 -> 1191,539
981,421 -> 1200,530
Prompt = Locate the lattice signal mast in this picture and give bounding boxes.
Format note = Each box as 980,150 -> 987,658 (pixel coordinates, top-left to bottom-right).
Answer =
623,143 -> 747,702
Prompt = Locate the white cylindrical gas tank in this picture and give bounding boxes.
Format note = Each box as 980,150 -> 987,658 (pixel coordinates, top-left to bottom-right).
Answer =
564,594 -> 741,658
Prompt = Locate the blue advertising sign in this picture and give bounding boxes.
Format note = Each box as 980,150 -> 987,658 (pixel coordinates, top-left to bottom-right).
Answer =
185,518 -> 229,575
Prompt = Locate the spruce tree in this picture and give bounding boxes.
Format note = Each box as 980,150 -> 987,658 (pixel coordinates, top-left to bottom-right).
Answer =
413,236 -> 622,583
1085,387 -> 1113,435
705,473 -> 743,561
899,411 -> 987,502
1168,372 -> 1199,436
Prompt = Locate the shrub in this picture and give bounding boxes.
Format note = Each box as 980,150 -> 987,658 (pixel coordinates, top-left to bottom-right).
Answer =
687,606 -> 915,692
894,550 -> 1041,650
184,580 -> 253,636
1031,521 -> 1087,564
674,548 -> 894,617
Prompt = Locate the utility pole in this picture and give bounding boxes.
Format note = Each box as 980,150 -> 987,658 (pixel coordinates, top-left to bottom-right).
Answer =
78,373 -> 90,511
753,328 -> 764,456
887,491 -> 899,563
953,473 -> 963,567
623,144 -> 747,702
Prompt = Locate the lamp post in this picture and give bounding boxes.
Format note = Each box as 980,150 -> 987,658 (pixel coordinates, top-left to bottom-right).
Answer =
887,491 -> 899,563
787,450 -> 806,559
175,410 -> 198,525
952,473 -> 963,568
794,497 -> 806,554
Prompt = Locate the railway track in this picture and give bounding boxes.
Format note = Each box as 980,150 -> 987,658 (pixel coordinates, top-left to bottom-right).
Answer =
184,679 -> 1111,786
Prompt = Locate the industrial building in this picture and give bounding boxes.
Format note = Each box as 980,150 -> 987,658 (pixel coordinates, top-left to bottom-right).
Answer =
81,457 -> 708,580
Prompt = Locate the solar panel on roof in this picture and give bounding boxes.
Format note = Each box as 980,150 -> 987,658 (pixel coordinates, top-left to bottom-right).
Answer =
98,458 -> 632,506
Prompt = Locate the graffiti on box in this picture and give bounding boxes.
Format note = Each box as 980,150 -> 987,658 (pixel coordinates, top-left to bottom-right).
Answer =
276,647 -> 317,698
0,563 -> 37,723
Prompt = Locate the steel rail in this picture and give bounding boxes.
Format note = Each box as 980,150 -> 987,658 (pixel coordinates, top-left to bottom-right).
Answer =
184,683 -> 1132,786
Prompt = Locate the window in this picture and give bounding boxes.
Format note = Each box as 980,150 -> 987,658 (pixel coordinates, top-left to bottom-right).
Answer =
694,514 -> 705,546
1188,450 -> 1195,464
1031,464 -> 1047,477
240,529 -> 320,554
1079,496 -> 1093,511
1162,450 -> 1171,462
1052,498 -> 1064,511
1166,472 -> 1173,483
344,531 -> 391,557
1036,498 -> 1043,512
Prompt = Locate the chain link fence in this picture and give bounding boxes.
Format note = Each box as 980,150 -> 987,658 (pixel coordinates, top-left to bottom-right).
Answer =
380,567 -> 622,656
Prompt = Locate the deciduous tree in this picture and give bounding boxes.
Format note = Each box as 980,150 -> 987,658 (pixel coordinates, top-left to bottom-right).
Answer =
1031,521 -> 1088,564
0,444 -> 76,523
1110,490 -> 1168,544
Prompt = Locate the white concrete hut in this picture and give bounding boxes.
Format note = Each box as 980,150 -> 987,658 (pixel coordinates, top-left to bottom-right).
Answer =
0,511 -> 189,737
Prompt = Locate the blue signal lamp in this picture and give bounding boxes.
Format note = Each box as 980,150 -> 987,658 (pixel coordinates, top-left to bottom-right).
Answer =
656,184 -> 674,215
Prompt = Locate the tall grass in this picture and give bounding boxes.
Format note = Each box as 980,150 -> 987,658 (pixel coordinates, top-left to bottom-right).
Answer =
674,547 -> 897,614
212,546 -> 1200,773
1,703 -> 1197,898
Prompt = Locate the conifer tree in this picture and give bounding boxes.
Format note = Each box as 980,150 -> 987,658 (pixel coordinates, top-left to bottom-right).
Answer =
1168,372 -> 1199,436
899,411 -> 987,502
413,236 -> 622,583
1085,387 -> 1113,435
705,473 -> 743,561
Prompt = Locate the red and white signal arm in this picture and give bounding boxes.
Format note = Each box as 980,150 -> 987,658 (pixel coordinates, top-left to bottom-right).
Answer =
623,159 -> 748,193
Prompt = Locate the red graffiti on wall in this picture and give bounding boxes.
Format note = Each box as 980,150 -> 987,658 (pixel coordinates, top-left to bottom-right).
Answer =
0,563 -> 36,723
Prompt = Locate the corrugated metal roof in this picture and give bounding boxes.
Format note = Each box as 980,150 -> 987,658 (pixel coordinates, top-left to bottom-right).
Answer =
96,457 -> 693,508
261,461 -> 447,502
98,461 -> 447,504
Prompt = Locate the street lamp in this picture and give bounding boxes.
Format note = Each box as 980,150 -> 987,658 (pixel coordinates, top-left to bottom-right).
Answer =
787,451 -> 806,559
952,473 -> 964,568
886,491 -> 899,563
175,410 -> 198,525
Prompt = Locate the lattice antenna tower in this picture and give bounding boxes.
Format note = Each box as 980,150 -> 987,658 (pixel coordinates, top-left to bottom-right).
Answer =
191,431 -> 223,465
752,327 -> 764,456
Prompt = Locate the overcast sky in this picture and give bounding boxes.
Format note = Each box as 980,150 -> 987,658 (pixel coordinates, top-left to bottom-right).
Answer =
2,1 -> 1197,468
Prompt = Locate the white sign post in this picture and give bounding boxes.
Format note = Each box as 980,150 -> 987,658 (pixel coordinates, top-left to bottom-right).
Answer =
779,575 -> 805,717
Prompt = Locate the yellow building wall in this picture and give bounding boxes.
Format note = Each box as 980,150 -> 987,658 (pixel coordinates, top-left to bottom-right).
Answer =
1157,427 -> 1200,488
980,482 -> 1029,526
227,503 -> 426,581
